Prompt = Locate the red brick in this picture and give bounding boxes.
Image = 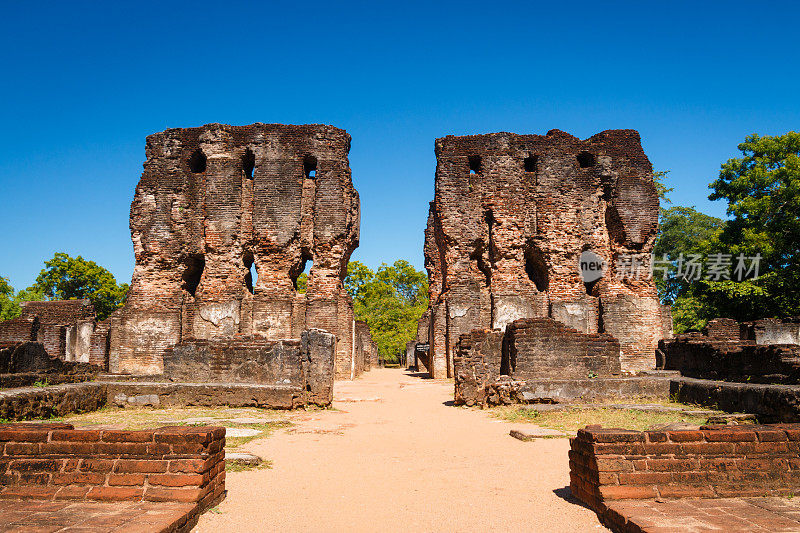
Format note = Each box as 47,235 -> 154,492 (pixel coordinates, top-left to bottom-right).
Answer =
704,430 -> 756,442
144,487 -> 204,503
757,430 -> 789,442
147,443 -> 172,456
0,485 -> 58,499
5,442 -> 39,455
149,473 -> 204,487
597,472 -> 619,484
646,458 -> 698,472
645,432 -> 667,443
680,442 -> 735,455
51,472 -> 106,485
599,485 -> 658,500
96,442 -> 149,455
0,430 -> 49,442
86,486 -> 143,501
667,431 -> 704,442
170,443 -> 207,455
114,460 -> 168,474
80,459 -> 115,473
101,430 -> 155,443
618,472 -> 672,484
55,485 -> 91,500
699,457 -> 738,471
39,442 -> 96,455
169,459 -> 208,474
739,458 -> 788,471
62,458 -> 80,472
19,472 -> 51,484
735,441 -> 789,454
658,484 -> 715,498
586,430 -> 645,443
642,443 -> 683,454
50,429 -> 102,442
671,471 -> 710,483
11,458 -> 61,472
107,473 -> 146,486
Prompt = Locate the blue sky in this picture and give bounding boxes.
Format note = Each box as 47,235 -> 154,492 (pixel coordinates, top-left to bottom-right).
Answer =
1,1 -> 798,290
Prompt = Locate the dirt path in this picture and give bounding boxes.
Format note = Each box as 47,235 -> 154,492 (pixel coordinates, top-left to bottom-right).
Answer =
194,368 -> 607,532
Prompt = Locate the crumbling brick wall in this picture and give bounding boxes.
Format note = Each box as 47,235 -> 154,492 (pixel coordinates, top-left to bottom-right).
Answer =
453,317 -> 621,406
104,123 -> 360,377
661,328 -> 800,384
0,422 -> 225,507
163,329 -> 335,405
423,129 -> 664,377
504,318 -> 621,379
10,300 -> 98,364
569,424 -> 800,513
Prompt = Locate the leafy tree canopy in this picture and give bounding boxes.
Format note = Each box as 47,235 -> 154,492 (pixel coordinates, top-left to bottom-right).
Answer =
654,132 -> 800,332
344,260 -> 428,363
0,277 -> 46,321
29,253 -> 129,320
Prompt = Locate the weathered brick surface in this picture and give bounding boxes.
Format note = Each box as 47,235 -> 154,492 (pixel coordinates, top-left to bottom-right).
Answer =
103,123 -> 361,379
569,423 -> 800,512
454,317 -> 624,405
662,318 -> 800,384
163,328 -> 335,405
0,423 -> 225,506
423,129 -> 665,378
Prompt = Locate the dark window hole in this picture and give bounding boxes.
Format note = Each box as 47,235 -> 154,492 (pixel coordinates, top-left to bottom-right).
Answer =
243,253 -> 257,294
243,148 -> 255,179
304,155 -> 317,179
524,154 -> 538,172
182,254 -> 205,296
188,149 -> 207,173
468,155 -> 481,174
577,151 -> 595,168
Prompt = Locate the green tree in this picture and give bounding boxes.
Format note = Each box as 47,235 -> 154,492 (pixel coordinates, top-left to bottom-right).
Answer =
705,132 -> 800,319
29,253 -> 129,320
0,277 -> 46,321
344,260 -> 428,363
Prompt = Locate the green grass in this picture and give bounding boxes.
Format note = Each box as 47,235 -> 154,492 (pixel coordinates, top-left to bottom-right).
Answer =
493,405 -> 714,433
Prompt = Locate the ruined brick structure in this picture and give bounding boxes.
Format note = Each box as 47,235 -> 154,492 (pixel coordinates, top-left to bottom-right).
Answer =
0,300 -> 100,365
661,317 -> 800,384
424,129 -> 666,378
100,123 -> 361,378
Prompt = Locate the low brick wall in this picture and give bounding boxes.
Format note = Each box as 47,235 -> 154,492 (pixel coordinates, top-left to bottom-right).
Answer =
0,422 -> 225,509
0,383 -> 106,421
671,377 -> 800,423
569,424 -> 800,512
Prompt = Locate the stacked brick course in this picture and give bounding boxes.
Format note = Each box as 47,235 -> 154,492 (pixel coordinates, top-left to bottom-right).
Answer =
453,318 -> 623,406
662,317 -> 800,384
569,424 -> 800,513
0,422 -> 225,508
423,129 -> 665,378
99,123 -> 361,379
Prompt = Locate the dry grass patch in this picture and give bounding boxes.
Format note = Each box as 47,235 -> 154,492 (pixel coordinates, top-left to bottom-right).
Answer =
493,405 -> 714,433
59,406 -> 292,449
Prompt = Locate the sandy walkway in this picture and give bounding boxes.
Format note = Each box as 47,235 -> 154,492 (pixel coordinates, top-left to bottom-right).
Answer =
194,368 -> 607,532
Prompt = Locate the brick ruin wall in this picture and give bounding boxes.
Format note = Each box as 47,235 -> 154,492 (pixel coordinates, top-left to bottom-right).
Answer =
0,300 -> 99,366
569,424 -> 800,513
661,317 -> 800,384
423,129 -> 667,379
0,422 -> 225,507
94,123 -> 361,378
163,329 -> 335,405
453,317 -> 622,406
